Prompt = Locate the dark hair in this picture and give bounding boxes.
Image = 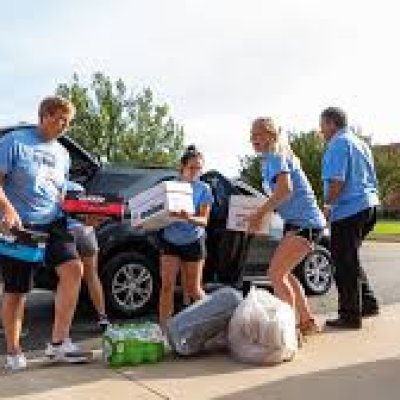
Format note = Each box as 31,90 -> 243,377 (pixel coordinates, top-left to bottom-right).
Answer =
180,144 -> 203,166
320,107 -> 348,129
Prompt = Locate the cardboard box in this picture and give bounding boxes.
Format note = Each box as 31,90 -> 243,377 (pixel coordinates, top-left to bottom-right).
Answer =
128,181 -> 194,231
227,195 -> 283,236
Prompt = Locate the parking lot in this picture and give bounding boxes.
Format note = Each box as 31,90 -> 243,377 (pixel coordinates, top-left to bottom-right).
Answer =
1,242 -> 399,364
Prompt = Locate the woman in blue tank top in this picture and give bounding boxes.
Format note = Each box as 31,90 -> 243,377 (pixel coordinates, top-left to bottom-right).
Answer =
248,118 -> 326,336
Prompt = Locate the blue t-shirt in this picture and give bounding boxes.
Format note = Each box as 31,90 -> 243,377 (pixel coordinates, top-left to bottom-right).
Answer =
322,129 -> 380,221
162,180 -> 214,245
262,152 -> 325,229
0,127 -> 70,225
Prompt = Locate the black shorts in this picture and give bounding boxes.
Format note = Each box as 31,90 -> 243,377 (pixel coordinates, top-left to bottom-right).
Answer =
284,223 -> 323,244
1,217 -> 80,294
159,236 -> 206,262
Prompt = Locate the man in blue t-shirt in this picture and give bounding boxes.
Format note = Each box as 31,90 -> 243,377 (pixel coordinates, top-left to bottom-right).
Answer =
320,107 -> 379,330
0,97 -> 88,370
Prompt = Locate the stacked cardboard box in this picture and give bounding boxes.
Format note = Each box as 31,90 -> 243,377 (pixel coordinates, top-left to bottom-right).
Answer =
129,181 -> 194,231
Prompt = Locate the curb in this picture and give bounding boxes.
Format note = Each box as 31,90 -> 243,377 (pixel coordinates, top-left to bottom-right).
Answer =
367,236 -> 400,243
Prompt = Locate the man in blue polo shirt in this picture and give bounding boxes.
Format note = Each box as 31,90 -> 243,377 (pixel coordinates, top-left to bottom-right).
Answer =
320,107 -> 380,329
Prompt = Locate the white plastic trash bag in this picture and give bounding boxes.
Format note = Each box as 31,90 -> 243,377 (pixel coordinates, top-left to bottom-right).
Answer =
228,287 -> 297,365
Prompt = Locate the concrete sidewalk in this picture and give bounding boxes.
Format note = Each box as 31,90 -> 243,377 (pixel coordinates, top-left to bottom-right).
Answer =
1,305 -> 400,400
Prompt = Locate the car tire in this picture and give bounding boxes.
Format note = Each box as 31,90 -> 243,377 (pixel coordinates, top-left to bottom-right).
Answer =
297,246 -> 334,296
102,252 -> 159,318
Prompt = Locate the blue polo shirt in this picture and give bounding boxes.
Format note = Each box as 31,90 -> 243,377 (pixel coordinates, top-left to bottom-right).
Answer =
322,129 -> 380,221
162,180 -> 214,245
262,152 -> 325,229
0,127 -> 69,225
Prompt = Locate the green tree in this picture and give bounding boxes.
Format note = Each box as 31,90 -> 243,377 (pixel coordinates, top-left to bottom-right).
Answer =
56,72 -> 184,166
372,145 -> 400,206
239,154 -> 263,191
290,131 -> 324,203
240,131 -> 325,203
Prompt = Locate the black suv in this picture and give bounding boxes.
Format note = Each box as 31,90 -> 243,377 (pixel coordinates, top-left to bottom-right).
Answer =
0,125 -> 334,317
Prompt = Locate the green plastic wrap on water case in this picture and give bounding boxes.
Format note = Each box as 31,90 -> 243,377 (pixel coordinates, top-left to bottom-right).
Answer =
103,322 -> 165,367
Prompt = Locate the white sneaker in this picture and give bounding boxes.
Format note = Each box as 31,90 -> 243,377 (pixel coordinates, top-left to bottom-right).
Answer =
45,340 -> 89,363
5,353 -> 27,371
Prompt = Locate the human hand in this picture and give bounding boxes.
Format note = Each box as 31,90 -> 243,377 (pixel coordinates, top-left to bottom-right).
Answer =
323,204 -> 331,222
170,210 -> 190,220
247,210 -> 264,234
1,204 -> 22,231
84,214 -> 108,227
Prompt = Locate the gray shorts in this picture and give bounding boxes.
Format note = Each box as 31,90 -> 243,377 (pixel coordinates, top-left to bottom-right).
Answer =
70,225 -> 99,257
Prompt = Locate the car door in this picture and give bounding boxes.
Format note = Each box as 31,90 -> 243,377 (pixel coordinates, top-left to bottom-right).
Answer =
201,171 -> 247,284
230,183 -> 282,279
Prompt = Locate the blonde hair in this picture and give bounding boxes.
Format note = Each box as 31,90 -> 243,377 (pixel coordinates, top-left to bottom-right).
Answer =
252,117 -> 299,165
39,96 -> 75,121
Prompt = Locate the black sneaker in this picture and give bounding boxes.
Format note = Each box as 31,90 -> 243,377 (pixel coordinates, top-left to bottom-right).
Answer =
362,307 -> 380,318
97,314 -> 111,332
325,317 -> 362,330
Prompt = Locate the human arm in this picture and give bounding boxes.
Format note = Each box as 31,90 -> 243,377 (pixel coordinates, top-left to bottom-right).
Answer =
0,173 -> 22,230
170,203 -> 212,227
0,135 -> 22,230
322,139 -> 349,220
247,172 -> 292,233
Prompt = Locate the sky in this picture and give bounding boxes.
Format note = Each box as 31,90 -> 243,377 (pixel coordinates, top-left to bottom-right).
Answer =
1,0 -> 399,176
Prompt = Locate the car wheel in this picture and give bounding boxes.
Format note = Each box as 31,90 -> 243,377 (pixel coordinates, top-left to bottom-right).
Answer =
298,246 -> 333,296
102,252 -> 159,318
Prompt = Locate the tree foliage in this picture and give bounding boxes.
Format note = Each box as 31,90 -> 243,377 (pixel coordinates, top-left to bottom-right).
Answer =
290,131 -> 324,203
372,145 -> 400,206
56,72 -> 184,166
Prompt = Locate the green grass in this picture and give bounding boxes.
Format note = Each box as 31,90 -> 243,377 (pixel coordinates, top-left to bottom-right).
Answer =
370,220 -> 400,237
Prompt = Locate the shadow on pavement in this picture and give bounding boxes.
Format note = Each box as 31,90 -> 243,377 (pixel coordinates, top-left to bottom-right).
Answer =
214,357 -> 400,400
0,362 -> 124,399
1,355 -> 398,399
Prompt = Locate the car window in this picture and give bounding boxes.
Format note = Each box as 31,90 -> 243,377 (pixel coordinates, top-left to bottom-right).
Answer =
58,135 -> 99,185
86,170 -> 145,198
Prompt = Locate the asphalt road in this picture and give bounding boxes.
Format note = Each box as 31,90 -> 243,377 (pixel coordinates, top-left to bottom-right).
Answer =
1,242 -> 399,360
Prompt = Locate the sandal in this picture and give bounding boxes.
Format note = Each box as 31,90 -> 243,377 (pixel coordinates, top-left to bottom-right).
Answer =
298,318 -> 322,336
